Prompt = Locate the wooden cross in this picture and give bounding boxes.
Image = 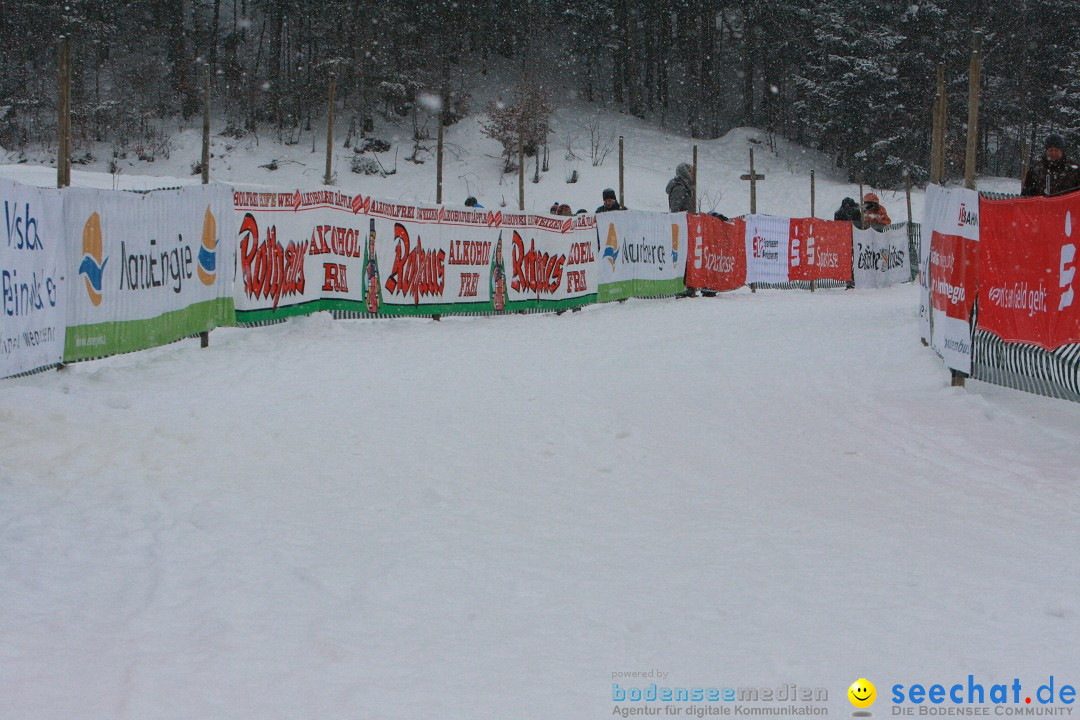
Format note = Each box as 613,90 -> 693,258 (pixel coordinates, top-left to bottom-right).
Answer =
740,148 -> 765,214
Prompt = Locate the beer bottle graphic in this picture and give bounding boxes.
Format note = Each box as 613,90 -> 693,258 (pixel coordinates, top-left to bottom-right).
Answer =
365,218 -> 381,313
492,231 -> 507,312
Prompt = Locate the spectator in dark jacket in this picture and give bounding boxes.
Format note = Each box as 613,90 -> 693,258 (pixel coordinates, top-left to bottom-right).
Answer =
834,197 -> 861,223
596,188 -> 624,213
666,163 -> 694,212
1021,135 -> 1080,197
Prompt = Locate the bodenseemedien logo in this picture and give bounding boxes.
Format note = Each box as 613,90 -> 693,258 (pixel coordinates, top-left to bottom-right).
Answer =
849,678 -> 876,717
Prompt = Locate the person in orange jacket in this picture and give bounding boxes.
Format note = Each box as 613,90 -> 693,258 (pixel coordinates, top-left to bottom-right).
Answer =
860,193 -> 891,230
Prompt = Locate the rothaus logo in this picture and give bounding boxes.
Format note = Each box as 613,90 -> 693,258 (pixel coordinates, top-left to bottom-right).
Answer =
957,203 -> 979,227
1062,211 -> 1076,311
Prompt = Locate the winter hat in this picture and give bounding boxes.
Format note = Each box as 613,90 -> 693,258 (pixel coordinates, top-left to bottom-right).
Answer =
863,193 -> 880,204
465,196 -> 478,207
602,188 -> 617,201
1045,134 -> 1065,151
550,202 -> 560,213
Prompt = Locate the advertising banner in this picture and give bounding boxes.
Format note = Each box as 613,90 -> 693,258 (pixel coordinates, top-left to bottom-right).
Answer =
744,214 -> 791,285
233,190 -> 597,321
978,194 -> 1080,350
744,215 -> 852,285
853,223 -> 913,288
64,184 -> 235,362
686,214 -> 746,291
788,218 -> 853,283
595,211 -> 688,302
1,180 -> 66,377
499,212 -> 598,312
922,185 -> 979,373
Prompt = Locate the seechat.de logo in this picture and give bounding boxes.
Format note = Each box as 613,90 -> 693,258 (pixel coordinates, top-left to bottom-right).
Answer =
603,223 -> 620,268
78,212 -> 108,306
197,205 -> 217,286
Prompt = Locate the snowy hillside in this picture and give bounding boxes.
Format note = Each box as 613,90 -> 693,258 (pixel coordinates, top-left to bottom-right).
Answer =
1,94 -> 1022,220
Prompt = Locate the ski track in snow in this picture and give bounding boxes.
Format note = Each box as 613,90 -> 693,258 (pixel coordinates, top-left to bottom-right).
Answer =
1,284 -> 1078,719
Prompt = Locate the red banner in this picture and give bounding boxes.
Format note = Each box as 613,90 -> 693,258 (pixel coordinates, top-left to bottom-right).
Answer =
788,218 -> 853,283
978,194 -> 1080,350
686,214 -> 746,291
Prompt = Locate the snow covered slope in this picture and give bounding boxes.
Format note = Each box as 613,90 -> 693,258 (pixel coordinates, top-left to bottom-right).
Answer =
1,284 -> 1078,719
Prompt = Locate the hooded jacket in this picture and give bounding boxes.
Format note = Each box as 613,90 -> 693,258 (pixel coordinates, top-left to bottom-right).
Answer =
834,197 -> 861,222
666,163 -> 693,213
1021,151 -> 1080,197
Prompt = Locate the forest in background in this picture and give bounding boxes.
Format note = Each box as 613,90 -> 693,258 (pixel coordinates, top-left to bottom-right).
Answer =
2,0 -> 1079,187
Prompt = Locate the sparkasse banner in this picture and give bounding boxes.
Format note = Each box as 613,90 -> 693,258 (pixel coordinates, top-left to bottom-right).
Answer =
1,180 -> 66,377
686,214 -> 746,292
744,215 -> 852,285
64,184 -> 235,361
788,218 -> 852,283
978,193 -> 1080,350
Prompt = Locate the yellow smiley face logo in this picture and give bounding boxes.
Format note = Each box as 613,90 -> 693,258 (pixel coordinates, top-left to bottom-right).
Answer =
848,679 -> 876,708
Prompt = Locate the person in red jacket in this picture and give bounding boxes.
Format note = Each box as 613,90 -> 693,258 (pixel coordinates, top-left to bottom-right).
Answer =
861,193 -> 891,230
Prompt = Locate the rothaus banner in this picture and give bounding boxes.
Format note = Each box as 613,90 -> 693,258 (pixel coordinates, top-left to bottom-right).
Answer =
1,180 -> 66,377
233,190 -> 598,320
498,212 -> 598,312
686,214 -> 746,292
745,215 -> 853,285
65,184 -> 235,362
922,185 -> 979,373
978,193 -> 1080,350
595,210 -> 688,302
853,223 -> 913,288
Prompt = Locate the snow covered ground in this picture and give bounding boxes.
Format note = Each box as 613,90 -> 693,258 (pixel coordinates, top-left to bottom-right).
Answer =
1,98 -> 1075,719
2,283 -> 1079,719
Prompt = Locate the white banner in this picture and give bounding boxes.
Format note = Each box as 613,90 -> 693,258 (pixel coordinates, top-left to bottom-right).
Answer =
65,184 -> 235,360
921,185 -> 980,374
744,214 -> 792,284
232,191 -> 598,318
853,224 -> 912,288
1,180 -> 66,377
595,210 -> 688,301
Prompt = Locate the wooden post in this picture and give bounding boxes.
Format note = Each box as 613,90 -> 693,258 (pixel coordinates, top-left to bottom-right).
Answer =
618,136 -> 624,208
1020,135 -> 1030,182
518,130 -> 524,211
324,73 -> 336,186
436,110 -> 444,204
964,32 -> 982,191
57,36 -> 71,189
810,170 -> 816,217
905,173 -> 913,224
932,64 -> 946,184
201,64 -> 211,185
692,144 -> 698,213
56,37 -> 64,189
199,64 -> 211,349
740,148 -> 764,214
